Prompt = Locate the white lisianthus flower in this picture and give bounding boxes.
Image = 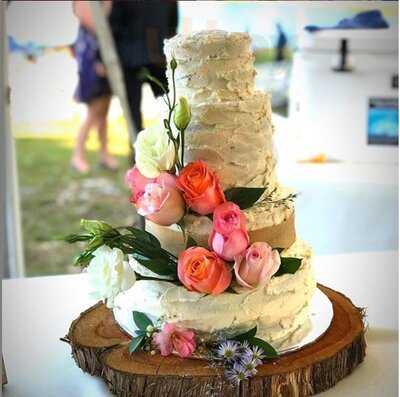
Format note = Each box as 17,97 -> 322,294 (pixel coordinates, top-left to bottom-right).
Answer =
134,124 -> 176,178
87,245 -> 136,308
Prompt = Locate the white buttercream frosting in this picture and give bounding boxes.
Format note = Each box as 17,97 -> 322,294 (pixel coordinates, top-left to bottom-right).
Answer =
114,240 -> 316,349
164,30 -> 277,189
185,92 -> 275,189
165,31 -> 254,103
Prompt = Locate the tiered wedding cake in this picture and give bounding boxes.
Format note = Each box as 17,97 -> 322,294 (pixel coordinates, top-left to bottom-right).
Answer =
66,30 -> 366,394
115,30 -> 316,350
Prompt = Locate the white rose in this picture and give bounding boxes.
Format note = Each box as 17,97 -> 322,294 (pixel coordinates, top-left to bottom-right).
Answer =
134,124 -> 176,178
87,245 -> 136,308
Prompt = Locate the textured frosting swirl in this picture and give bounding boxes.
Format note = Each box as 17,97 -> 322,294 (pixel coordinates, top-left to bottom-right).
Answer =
185,91 -> 276,189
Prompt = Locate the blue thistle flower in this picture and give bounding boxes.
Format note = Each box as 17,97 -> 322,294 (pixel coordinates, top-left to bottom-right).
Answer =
216,340 -> 239,362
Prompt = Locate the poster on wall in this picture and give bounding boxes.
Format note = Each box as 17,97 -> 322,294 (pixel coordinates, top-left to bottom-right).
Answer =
367,97 -> 398,146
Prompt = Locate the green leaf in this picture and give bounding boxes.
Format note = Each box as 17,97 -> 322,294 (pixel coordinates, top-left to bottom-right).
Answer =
142,70 -> 167,94
132,254 -> 177,278
132,311 -> 153,331
125,227 -> 161,249
87,236 -> 104,251
233,326 -> 257,342
128,335 -> 145,354
224,187 -> 266,210
73,251 -> 94,267
186,235 -> 197,249
275,247 -> 285,254
248,337 -> 278,358
274,257 -> 302,277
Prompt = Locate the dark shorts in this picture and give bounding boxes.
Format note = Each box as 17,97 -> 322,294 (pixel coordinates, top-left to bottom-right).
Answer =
73,27 -> 111,104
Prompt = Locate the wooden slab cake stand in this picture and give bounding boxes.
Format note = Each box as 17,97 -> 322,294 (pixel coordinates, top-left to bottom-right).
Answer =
62,284 -> 366,397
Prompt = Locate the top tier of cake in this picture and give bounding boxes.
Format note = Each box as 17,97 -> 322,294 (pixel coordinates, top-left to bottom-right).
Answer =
164,30 -> 255,103
165,30 -> 277,190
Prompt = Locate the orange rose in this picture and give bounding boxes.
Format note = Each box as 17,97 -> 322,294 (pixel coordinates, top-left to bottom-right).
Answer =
178,247 -> 232,295
176,161 -> 225,215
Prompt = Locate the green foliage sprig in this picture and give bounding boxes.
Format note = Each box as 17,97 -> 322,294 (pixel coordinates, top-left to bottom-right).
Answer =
223,186 -> 297,210
233,326 -> 278,358
129,311 -> 156,353
144,57 -> 191,173
64,219 -> 178,279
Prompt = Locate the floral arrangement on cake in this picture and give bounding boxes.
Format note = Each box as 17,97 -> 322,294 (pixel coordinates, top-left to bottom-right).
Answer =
65,58 -> 300,383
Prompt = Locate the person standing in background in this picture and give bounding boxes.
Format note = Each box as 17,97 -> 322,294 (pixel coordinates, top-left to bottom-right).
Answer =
109,0 -> 178,136
71,0 -> 118,174
73,0 -> 178,169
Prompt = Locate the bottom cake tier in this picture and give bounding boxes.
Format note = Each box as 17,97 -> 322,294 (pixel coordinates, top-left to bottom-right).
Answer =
114,239 -> 316,350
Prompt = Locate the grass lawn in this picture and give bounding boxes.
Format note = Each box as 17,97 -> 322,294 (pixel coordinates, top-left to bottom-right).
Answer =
15,116 -> 140,276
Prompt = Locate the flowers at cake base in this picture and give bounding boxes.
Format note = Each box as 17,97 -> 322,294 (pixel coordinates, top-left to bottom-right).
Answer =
178,247 -> 232,295
153,323 -> 196,358
134,124 -> 176,178
233,242 -> 281,290
86,245 -> 136,308
214,339 -> 267,385
209,202 -> 250,261
216,340 -> 240,362
177,160 -> 225,215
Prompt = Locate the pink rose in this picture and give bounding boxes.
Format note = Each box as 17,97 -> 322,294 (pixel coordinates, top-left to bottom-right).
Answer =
209,230 -> 249,262
125,167 -> 177,203
178,247 -> 232,295
234,242 -> 281,290
135,182 -> 185,226
125,166 -> 154,203
153,323 -> 196,358
209,202 -> 249,261
213,202 -> 247,235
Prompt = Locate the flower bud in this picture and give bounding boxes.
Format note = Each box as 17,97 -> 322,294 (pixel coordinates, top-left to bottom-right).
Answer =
80,219 -> 113,235
174,97 -> 191,131
170,57 -> 177,70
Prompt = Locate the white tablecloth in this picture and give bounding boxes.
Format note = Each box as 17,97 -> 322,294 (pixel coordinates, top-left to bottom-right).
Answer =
2,250 -> 398,397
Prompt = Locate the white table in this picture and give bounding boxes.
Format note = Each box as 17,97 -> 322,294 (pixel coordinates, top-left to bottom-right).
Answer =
2,251 -> 398,397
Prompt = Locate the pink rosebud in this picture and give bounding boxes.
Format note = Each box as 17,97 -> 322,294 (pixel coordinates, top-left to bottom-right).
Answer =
153,323 -> 196,358
125,166 -> 155,203
135,182 -> 185,226
209,229 -> 249,262
178,247 -> 232,295
213,202 -> 247,236
208,201 -> 250,261
234,242 -> 281,290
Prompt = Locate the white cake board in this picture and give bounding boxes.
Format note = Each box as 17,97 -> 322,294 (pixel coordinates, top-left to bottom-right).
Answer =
279,288 -> 333,354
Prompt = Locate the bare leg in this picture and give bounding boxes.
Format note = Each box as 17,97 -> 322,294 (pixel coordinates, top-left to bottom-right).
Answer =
71,103 -> 96,173
94,96 -> 118,170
